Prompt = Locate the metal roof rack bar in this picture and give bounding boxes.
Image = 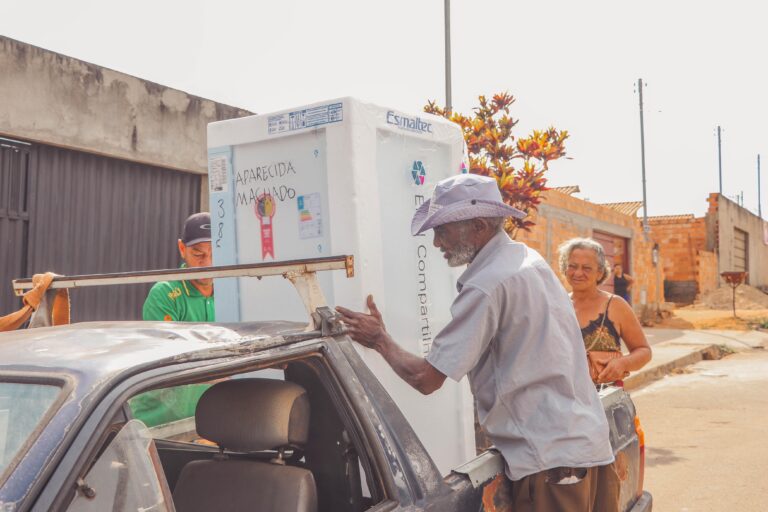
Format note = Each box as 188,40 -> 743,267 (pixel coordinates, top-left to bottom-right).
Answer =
14,255 -> 354,333
13,255 -> 354,294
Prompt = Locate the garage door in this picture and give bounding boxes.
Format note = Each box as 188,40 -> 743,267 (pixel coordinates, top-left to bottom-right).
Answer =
0,140 -> 202,322
592,231 -> 629,294
0,138 -> 31,316
733,228 -> 748,273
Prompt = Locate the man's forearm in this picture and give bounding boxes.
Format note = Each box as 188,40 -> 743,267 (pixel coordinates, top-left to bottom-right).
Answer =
374,333 -> 444,395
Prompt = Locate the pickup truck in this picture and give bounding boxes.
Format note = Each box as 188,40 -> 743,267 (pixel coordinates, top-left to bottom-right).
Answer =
1,260 -> 652,511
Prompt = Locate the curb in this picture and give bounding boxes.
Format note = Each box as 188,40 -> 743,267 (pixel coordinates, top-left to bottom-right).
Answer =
624,344 -> 722,391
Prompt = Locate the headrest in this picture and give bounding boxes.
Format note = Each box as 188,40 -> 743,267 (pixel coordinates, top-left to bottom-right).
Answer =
195,378 -> 310,452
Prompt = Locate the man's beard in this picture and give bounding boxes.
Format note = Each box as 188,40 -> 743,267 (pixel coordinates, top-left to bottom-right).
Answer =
446,243 -> 476,267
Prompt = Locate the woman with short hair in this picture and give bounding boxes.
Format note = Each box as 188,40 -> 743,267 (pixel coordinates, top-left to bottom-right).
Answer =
558,238 -> 652,385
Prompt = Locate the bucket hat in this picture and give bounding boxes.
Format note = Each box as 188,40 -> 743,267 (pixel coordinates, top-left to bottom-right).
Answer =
411,174 -> 525,235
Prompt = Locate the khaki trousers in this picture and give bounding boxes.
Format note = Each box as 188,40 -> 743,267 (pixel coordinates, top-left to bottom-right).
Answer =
510,463 -> 620,512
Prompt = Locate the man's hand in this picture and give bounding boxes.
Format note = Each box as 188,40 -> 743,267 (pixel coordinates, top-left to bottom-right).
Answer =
22,272 -> 57,311
336,295 -> 447,395
336,295 -> 387,351
597,356 -> 630,383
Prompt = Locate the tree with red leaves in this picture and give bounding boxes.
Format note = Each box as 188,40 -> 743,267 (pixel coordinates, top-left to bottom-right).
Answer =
425,92 -> 569,237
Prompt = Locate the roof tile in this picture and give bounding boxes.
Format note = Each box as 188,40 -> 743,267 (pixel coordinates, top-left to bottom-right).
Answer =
599,201 -> 644,216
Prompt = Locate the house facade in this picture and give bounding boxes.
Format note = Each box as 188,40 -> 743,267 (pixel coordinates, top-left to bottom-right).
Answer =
650,193 -> 767,303
516,187 -> 665,314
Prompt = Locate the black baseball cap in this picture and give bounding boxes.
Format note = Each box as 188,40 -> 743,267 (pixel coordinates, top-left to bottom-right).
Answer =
181,212 -> 212,246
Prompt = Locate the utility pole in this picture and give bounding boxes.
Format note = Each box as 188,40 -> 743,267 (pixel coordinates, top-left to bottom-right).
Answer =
637,78 -> 657,315
444,0 -> 452,113
717,126 -> 723,194
637,78 -> 649,238
759,154 -> 762,218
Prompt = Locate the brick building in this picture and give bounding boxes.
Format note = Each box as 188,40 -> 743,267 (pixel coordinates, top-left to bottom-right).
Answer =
650,193 -> 768,304
647,214 -> 717,303
516,187 -> 664,313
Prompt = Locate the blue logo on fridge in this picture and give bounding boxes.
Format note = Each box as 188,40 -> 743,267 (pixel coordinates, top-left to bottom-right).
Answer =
412,161 -> 426,185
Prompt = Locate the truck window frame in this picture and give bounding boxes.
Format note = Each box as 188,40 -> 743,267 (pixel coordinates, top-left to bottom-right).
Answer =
37,340 -> 392,512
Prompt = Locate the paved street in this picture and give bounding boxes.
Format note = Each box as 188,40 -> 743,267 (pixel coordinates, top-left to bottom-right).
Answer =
631,349 -> 768,511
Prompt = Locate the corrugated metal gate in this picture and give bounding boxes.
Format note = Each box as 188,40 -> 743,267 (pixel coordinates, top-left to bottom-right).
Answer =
0,138 -> 201,322
0,138 -> 31,315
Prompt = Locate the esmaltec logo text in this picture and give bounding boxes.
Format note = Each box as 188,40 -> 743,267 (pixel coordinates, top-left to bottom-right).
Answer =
386,111 -> 433,134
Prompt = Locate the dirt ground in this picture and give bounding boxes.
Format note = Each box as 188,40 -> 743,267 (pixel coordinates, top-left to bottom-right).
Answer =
656,284 -> 768,330
657,308 -> 768,330
687,284 -> 768,310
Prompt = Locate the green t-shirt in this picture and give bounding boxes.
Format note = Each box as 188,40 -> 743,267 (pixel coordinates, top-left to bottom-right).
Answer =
142,280 -> 215,323
131,280 -> 215,428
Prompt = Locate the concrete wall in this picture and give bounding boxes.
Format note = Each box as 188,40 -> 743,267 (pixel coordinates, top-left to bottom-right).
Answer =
709,193 -> 768,287
0,36 -> 252,181
516,189 -> 665,309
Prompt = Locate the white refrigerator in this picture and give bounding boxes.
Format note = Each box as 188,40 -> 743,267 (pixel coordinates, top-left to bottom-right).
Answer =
207,97 -> 475,475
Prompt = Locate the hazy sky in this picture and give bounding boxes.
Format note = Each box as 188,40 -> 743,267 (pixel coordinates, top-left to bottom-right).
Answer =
3,0 -> 766,218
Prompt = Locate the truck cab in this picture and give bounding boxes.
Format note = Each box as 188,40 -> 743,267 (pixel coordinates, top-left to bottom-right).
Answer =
0,319 -> 651,512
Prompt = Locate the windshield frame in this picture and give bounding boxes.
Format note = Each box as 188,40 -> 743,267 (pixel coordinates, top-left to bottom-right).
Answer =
0,372 -> 73,489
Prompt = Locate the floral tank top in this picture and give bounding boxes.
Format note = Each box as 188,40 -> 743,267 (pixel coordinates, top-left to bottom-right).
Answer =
581,296 -> 621,352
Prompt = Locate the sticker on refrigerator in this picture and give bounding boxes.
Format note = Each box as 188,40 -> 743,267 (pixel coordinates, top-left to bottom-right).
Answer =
255,193 -> 277,259
209,156 -> 229,193
268,103 -> 343,134
297,193 -> 323,239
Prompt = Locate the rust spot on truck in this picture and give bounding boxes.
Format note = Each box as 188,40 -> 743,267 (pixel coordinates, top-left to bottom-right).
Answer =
481,474 -> 513,512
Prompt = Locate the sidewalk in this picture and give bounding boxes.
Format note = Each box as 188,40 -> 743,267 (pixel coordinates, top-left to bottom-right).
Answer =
623,328 -> 768,391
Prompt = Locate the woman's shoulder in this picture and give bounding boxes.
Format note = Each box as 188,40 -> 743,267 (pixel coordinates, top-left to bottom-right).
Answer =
599,290 -> 615,304
607,293 -> 634,319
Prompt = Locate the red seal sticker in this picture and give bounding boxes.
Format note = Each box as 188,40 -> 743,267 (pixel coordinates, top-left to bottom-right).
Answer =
255,193 -> 276,259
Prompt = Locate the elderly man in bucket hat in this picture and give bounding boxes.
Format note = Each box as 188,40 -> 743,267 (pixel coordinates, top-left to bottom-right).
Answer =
337,174 -> 619,512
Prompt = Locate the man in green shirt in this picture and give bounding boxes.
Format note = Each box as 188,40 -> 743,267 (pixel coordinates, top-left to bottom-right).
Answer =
142,212 -> 215,322
132,212 -> 215,427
